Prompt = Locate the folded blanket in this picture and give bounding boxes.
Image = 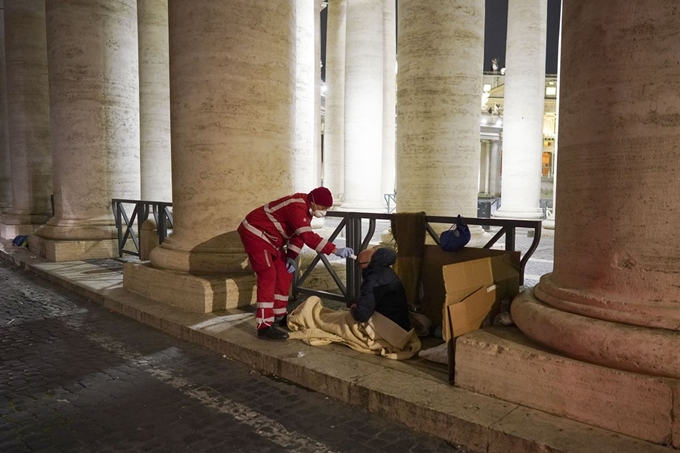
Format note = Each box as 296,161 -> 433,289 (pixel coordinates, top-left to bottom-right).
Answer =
391,211 -> 427,307
287,297 -> 421,360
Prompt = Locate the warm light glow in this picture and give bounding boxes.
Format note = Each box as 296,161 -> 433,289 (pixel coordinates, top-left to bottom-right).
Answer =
546,87 -> 557,96
483,84 -> 491,93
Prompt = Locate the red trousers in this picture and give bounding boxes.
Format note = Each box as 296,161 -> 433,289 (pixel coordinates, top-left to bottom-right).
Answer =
238,226 -> 293,329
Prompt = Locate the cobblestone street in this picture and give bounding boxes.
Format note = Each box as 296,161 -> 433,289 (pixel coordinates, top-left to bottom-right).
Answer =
0,259 -> 466,453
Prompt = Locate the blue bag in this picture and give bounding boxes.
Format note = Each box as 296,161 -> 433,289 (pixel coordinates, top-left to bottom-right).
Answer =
439,215 -> 470,252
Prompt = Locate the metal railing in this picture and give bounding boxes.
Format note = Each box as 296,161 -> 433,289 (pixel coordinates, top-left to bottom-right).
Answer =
293,212 -> 542,305
111,199 -> 173,257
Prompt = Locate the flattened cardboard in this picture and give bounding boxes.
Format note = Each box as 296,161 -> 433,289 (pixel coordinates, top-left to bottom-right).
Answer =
419,245 -> 520,326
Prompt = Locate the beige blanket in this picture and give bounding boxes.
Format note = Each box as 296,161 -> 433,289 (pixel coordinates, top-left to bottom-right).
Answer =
287,297 -> 421,360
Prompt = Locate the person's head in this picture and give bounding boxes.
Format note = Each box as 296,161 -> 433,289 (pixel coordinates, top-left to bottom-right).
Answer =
357,248 -> 377,270
308,187 -> 333,218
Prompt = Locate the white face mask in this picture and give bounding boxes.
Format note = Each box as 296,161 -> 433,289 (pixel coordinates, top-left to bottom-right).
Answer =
313,210 -> 327,218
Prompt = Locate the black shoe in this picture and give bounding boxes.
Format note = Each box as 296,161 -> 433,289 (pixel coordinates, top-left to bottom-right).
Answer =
275,314 -> 288,330
257,326 -> 289,341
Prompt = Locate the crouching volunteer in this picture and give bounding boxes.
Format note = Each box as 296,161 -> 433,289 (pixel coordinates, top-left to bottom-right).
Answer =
237,187 -> 354,341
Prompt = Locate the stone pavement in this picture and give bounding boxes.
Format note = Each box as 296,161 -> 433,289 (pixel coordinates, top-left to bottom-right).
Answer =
0,236 -> 673,453
0,260 -> 464,453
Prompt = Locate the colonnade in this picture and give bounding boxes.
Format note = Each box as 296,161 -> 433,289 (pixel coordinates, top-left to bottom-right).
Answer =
0,1 -> 678,446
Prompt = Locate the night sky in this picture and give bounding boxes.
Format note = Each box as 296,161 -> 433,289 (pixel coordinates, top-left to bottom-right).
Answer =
320,0 -> 562,80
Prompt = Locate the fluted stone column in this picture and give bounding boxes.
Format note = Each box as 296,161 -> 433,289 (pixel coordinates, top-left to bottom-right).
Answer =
495,0 -> 546,219
146,1 -> 295,275
322,0 -> 346,202
31,0 -> 140,261
396,0 -> 484,218
0,0 -> 11,214
512,1 -> 680,379
138,0 -> 171,202
293,0 -> 317,192
489,140 -> 501,196
343,0 -> 383,210
381,0 -> 396,200
0,0 -> 52,239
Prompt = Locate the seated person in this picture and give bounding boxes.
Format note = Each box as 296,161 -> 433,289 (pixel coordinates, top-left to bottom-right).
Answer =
351,247 -> 411,332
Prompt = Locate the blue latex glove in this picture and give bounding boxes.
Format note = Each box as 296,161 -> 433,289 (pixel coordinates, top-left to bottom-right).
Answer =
334,247 -> 354,259
286,257 -> 296,274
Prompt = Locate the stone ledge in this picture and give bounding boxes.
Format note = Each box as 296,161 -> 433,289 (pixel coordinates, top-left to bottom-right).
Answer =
0,239 -> 676,453
456,326 -> 679,448
28,234 -> 117,261
123,261 -> 256,313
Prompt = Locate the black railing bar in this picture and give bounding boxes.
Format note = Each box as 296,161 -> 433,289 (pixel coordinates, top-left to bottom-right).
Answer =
482,227 -> 507,249
425,223 -> 441,245
325,211 -> 392,221
319,254 -> 347,296
120,249 -> 140,257
295,254 -> 347,298
164,205 -> 174,228
360,218 -> 376,251
112,198 -> 173,205
113,202 -> 123,257
296,218 -> 348,286
120,204 -> 140,253
519,226 -> 542,283
426,215 -> 542,229
295,288 -> 347,303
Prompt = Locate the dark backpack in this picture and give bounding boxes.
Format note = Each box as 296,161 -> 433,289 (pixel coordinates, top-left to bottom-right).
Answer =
439,215 -> 470,252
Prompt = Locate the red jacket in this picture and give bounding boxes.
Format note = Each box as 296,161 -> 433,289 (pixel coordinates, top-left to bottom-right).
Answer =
240,193 -> 337,260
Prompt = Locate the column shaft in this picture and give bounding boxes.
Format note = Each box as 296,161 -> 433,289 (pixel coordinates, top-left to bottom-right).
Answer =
149,0 -> 295,273
513,0 -> 680,379
343,0 -> 383,209
1,0 -> 52,237
138,0 -> 171,202
37,0 -> 140,242
495,0 -> 546,219
396,0 -> 484,217
322,0 -> 346,201
293,0 -> 317,192
0,0 -> 11,214
381,0 -> 396,199
489,140 -> 501,196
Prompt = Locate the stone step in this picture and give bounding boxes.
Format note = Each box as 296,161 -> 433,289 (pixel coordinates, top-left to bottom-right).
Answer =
455,326 -> 679,448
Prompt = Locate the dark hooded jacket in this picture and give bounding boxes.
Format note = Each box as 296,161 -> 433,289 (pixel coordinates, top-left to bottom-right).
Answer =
350,248 -> 411,332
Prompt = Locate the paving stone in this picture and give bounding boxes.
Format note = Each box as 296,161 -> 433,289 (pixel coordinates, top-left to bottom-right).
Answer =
0,259 -> 466,453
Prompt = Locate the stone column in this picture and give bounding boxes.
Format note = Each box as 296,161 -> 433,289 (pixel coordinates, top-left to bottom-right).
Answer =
31,0 -> 140,261
0,0 -> 52,239
396,0 -> 484,218
293,0 -> 317,192
146,1 -> 295,275
343,0 -> 383,210
479,141 -> 491,194
494,0 -> 546,219
322,0 -> 346,202
381,0 -> 396,200
512,1 -> 680,379
0,0 -> 11,215
138,0 -> 171,202
489,139 -> 501,196
314,0 -> 324,186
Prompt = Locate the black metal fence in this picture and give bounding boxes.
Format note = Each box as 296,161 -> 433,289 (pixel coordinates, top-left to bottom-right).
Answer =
110,200 -> 542,306
111,199 -> 173,257
292,212 -> 542,306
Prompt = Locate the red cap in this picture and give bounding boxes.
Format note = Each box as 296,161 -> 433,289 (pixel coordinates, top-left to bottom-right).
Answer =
308,187 -> 333,207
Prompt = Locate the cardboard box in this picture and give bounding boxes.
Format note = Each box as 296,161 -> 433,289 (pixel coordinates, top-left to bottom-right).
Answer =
441,256 -> 519,341
419,245 -> 520,326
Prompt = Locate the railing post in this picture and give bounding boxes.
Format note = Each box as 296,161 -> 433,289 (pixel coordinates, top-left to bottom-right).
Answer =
115,201 -> 123,257
506,226 -> 516,252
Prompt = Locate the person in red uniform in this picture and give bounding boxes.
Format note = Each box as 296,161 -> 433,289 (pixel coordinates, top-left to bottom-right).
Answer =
238,187 -> 354,341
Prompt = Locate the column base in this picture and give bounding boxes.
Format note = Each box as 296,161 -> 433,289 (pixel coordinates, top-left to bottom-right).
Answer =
493,207 -> 545,220
455,326 -> 679,447
512,287 -> 680,379
0,222 -> 43,239
28,234 -> 118,262
123,262 -> 256,313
